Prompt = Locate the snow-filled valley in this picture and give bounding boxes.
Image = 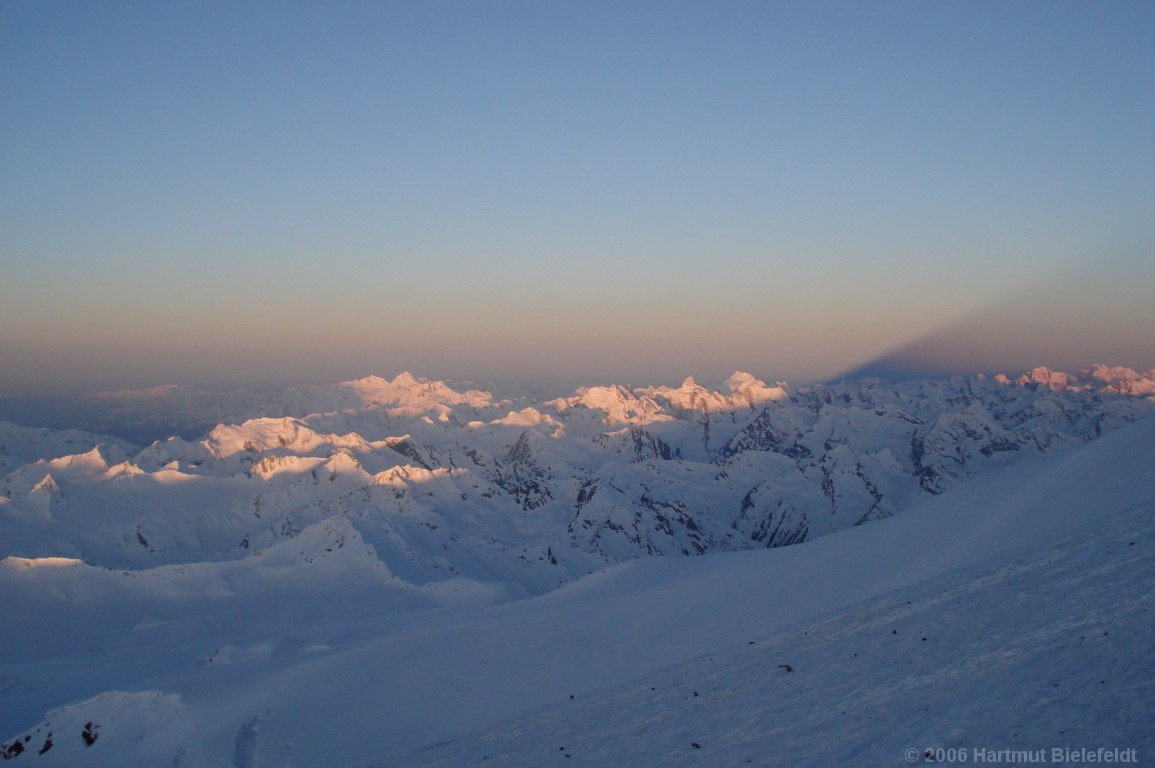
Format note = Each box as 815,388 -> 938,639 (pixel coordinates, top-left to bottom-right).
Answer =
1,367 -> 1153,766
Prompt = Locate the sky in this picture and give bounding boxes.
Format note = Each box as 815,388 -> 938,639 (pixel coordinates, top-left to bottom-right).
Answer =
1,1 -> 1152,396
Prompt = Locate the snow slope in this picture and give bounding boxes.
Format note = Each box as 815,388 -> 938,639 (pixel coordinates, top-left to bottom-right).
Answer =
2,415 -> 1151,767
394,499 -> 1154,767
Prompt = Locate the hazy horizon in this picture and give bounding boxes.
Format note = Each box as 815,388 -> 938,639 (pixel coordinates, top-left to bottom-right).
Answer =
2,2 -> 1152,397
4,257 -> 1152,398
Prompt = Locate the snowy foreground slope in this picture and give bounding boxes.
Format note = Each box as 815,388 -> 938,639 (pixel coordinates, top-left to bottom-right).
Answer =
394,494 -> 1154,767
2,413 -> 1152,766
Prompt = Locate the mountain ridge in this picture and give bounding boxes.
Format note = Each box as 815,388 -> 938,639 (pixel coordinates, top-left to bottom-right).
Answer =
2,366 -> 1152,591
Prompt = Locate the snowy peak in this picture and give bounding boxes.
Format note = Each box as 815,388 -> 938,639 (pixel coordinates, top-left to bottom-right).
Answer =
44,444 -> 126,476
0,421 -> 137,476
1012,364 -> 1155,397
332,372 -> 492,414
2,444 -> 127,501
252,516 -> 385,570
636,376 -> 730,412
487,407 -> 564,434
373,464 -> 462,487
1016,366 -> 1079,392
551,385 -> 669,425
29,474 -> 61,496
204,417 -> 367,458
636,371 -> 788,413
725,371 -> 788,406
1085,363 -> 1155,397
256,371 -> 495,424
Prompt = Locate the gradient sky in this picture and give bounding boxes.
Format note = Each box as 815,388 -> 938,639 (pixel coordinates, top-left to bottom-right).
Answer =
2,1 -> 1152,395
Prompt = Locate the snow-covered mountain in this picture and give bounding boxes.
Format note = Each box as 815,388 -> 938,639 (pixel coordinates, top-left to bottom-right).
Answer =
1,368 -> 1152,593
2,393 -> 1151,767
0,422 -> 135,478
1015,363 -> 1155,396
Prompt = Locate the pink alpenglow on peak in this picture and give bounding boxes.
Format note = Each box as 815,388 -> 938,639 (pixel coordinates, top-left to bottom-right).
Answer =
1086,364 -> 1155,397
205,418 -> 368,458
633,372 -> 788,414
1017,367 -> 1078,392
1013,364 -> 1155,397
338,373 -> 493,412
725,371 -> 789,406
550,385 -> 670,425
635,377 -> 734,412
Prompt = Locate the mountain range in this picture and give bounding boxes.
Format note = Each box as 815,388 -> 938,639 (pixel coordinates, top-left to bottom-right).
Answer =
1,365 -> 1153,765
2,366 -> 1151,591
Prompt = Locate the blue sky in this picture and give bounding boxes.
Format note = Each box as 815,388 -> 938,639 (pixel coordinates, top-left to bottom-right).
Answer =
2,1 -> 1152,394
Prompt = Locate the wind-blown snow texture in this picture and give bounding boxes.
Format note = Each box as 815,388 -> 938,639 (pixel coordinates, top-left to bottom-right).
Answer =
392,498 -> 1155,767
1,367 -> 1153,766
